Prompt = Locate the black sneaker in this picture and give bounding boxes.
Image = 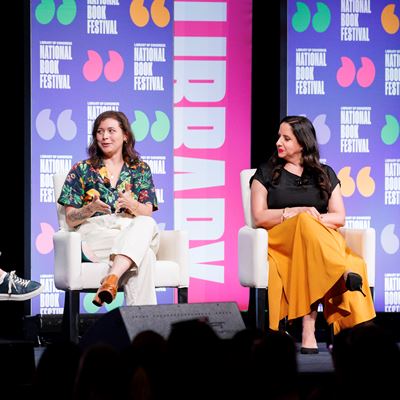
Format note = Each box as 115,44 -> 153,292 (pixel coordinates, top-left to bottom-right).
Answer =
0,271 -> 43,301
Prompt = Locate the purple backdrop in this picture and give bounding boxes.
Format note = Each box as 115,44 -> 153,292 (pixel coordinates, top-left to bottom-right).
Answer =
287,0 -> 399,312
30,0 -> 174,315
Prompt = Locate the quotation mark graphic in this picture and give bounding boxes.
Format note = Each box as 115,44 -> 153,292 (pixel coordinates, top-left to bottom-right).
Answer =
35,0 -> 77,25
337,166 -> 375,198
381,224 -> 399,255
82,50 -> 124,82
336,56 -> 375,88
36,223 -> 55,254
130,0 -> 170,28
298,114 -> 331,144
36,109 -> 77,141
131,110 -> 170,142
381,4 -> 400,34
381,115 -> 399,145
292,1 -> 331,33
313,114 -> 331,145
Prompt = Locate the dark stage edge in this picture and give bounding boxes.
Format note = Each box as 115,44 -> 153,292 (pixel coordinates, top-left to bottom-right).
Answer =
3,311 -> 399,398
18,310 -> 400,346
25,311 -> 398,373
32,338 -> 335,370
32,340 -> 336,377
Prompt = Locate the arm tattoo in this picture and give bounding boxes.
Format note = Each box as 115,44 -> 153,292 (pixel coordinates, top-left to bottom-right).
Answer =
67,204 -> 93,225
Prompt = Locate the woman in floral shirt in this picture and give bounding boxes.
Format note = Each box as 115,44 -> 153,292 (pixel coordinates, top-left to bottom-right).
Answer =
58,111 -> 159,307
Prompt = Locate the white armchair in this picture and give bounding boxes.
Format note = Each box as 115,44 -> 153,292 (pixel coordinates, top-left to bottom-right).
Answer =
52,172 -> 190,343
238,168 -> 375,331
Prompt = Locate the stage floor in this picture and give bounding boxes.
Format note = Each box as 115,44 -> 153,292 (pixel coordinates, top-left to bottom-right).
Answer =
296,343 -> 334,373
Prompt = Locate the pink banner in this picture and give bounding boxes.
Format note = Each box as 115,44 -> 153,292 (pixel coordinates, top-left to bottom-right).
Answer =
173,0 -> 252,309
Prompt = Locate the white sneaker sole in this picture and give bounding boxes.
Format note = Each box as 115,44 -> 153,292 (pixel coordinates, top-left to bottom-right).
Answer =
0,285 -> 43,301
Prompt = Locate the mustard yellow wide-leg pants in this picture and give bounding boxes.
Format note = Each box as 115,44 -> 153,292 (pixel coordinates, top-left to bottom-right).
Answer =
267,213 -> 376,334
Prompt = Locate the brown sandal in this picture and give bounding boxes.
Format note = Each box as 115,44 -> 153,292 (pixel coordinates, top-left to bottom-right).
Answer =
92,274 -> 119,306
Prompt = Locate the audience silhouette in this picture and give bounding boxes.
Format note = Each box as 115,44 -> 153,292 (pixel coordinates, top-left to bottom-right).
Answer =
331,321 -> 400,400
252,330 -> 299,399
32,341 -> 81,400
167,318 -> 227,400
12,315 -> 399,400
73,343 -> 121,400
120,329 -> 168,400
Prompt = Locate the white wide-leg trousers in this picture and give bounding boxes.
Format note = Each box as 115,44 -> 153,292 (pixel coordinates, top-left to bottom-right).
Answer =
77,214 -> 160,305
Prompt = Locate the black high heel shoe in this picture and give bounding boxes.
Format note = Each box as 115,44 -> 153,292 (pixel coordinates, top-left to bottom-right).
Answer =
345,272 -> 366,297
300,347 -> 319,354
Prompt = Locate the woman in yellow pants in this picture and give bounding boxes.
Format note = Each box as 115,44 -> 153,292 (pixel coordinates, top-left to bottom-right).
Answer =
250,115 -> 375,353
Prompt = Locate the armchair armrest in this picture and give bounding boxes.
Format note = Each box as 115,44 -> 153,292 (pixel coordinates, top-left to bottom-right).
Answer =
238,225 -> 269,288
157,230 -> 189,287
53,230 -> 84,290
338,227 -> 376,287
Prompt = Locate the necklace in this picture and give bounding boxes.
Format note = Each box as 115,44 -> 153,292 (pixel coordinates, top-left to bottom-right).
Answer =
107,170 -> 116,180
105,161 -> 123,180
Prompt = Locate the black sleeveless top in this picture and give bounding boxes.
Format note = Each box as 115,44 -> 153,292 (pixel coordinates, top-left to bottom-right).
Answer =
250,162 -> 340,214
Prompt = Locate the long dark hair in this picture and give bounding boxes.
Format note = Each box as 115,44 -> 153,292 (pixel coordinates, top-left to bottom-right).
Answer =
270,115 -> 331,200
87,110 -> 139,168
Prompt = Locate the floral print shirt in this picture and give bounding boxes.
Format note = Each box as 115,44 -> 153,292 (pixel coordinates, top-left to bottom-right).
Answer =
57,158 -> 158,215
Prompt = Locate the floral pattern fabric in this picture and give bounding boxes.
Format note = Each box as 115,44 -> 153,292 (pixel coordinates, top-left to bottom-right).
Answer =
58,159 -> 158,214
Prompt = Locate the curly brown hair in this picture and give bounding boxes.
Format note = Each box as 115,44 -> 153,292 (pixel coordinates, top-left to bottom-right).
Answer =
87,110 -> 139,168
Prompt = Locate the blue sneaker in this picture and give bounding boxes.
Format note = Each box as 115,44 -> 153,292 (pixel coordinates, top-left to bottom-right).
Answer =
0,271 -> 43,301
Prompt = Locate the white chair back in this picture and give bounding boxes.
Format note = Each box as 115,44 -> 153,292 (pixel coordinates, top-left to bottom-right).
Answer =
53,172 -> 70,231
240,168 -> 256,228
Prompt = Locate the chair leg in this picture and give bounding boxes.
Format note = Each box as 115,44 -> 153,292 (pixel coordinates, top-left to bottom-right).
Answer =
247,288 -> 256,327
177,287 -> 188,303
255,288 -> 267,331
317,305 -> 334,348
279,316 -> 289,334
247,288 -> 268,331
63,290 -> 80,343
325,323 -> 334,349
